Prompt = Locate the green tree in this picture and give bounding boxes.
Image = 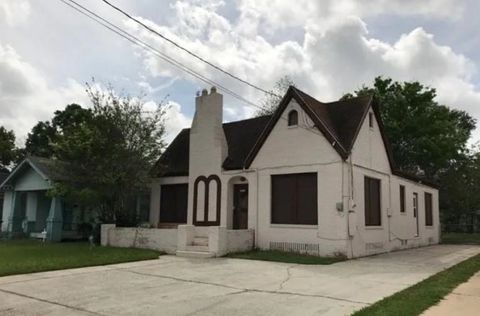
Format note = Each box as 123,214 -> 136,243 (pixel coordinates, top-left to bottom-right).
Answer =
343,77 -> 476,180
255,76 -> 295,117
0,126 -> 16,170
24,121 -> 56,158
52,84 -> 167,226
440,150 -> 480,231
25,104 -> 93,158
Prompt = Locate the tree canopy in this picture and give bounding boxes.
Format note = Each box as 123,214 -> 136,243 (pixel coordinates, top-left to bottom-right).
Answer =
342,77 -> 476,180
343,77 -> 478,229
255,76 -> 295,117
50,84 -> 167,225
0,126 -> 16,171
25,104 -> 92,158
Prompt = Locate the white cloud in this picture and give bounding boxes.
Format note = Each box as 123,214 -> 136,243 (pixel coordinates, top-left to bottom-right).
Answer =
237,0 -> 464,32
0,43 -> 89,145
0,0 -> 31,27
125,0 -> 480,140
163,101 -> 191,141
1,0 -> 479,145
143,99 -> 191,142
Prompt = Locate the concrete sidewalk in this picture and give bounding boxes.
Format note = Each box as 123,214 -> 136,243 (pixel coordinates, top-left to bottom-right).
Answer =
422,270 -> 480,316
0,245 -> 479,316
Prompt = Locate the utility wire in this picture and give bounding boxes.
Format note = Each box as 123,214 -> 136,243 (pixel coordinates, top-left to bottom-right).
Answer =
100,0 -> 280,98
60,0 -> 260,109
59,0 -> 328,140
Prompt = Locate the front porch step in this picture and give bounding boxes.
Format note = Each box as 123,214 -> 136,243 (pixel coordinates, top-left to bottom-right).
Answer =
192,237 -> 208,246
185,245 -> 209,252
176,250 -> 216,258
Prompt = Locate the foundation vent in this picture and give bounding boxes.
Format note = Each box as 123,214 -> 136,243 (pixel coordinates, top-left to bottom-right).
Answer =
428,237 -> 435,244
270,242 -> 320,255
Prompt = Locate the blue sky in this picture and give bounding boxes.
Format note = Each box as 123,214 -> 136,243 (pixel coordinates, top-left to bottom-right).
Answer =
1,0 -> 480,144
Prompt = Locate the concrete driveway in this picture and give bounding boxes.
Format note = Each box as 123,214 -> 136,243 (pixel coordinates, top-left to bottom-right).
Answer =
0,245 -> 479,316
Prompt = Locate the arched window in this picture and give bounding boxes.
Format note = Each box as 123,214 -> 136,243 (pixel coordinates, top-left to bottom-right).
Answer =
288,110 -> 298,126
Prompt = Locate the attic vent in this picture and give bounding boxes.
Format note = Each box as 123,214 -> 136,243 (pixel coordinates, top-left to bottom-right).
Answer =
270,241 -> 319,255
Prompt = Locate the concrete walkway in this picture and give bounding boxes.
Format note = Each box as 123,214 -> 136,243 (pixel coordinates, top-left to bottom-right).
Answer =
422,270 -> 480,316
0,245 -> 479,316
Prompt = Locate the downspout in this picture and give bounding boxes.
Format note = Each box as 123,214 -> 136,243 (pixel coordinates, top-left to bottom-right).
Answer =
348,154 -> 355,258
255,167 -> 259,249
387,174 -> 392,242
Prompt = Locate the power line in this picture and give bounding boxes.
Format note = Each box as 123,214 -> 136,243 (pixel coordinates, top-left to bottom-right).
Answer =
100,0 -> 280,98
58,0 -> 329,140
60,0 -> 260,109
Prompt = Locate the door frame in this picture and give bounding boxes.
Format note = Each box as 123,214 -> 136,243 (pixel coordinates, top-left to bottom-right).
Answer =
233,183 -> 248,229
413,192 -> 419,236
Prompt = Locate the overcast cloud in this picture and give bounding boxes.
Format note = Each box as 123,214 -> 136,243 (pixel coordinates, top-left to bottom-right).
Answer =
1,0 -> 479,144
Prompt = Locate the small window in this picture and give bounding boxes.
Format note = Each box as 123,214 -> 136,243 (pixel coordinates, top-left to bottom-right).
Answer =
364,176 -> 381,226
288,110 -> 298,126
400,185 -> 406,213
425,192 -> 433,226
271,173 -> 317,225
369,112 -> 374,128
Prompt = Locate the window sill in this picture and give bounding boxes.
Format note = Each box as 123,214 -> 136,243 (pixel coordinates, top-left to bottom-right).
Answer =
400,212 -> 407,216
287,125 -> 298,129
364,226 -> 384,230
425,226 -> 434,229
270,224 -> 318,229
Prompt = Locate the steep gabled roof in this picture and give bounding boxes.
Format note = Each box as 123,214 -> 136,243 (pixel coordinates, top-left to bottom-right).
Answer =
153,86 -> 437,188
0,156 -> 70,189
152,116 -> 270,177
244,86 -> 374,166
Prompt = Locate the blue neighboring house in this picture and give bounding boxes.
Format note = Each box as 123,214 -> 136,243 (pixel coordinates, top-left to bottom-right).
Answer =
0,156 -> 87,241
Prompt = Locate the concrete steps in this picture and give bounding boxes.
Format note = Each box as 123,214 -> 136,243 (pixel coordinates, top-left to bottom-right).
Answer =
192,237 -> 208,246
176,250 -> 216,258
176,234 -> 215,258
185,245 -> 209,252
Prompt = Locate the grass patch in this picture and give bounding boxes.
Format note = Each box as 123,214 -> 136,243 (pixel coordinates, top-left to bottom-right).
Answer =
0,240 -> 162,277
441,233 -> 480,245
226,249 -> 345,265
352,254 -> 480,316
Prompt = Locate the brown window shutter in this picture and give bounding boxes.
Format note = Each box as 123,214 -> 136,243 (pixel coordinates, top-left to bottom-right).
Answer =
160,184 -> 188,223
425,192 -> 433,226
364,177 -> 371,225
400,185 -> 405,213
296,173 -> 318,225
365,176 -> 381,226
271,173 -> 317,225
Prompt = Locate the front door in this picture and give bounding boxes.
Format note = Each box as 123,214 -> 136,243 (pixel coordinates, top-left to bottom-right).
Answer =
413,192 -> 419,236
233,184 -> 248,229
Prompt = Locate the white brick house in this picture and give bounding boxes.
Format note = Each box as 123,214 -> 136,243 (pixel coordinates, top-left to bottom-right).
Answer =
144,86 -> 439,258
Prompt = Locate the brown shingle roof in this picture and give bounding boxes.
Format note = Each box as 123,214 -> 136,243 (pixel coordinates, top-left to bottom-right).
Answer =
152,116 -> 270,177
153,86 -> 437,188
294,88 -> 373,152
154,87 -> 372,177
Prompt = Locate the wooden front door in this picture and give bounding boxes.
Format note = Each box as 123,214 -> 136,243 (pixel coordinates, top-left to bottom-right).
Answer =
233,184 -> 248,229
413,192 -> 419,236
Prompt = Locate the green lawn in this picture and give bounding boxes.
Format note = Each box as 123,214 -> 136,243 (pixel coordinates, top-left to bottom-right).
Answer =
441,232 -> 480,245
226,249 -> 345,265
353,254 -> 480,316
0,240 -> 162,277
